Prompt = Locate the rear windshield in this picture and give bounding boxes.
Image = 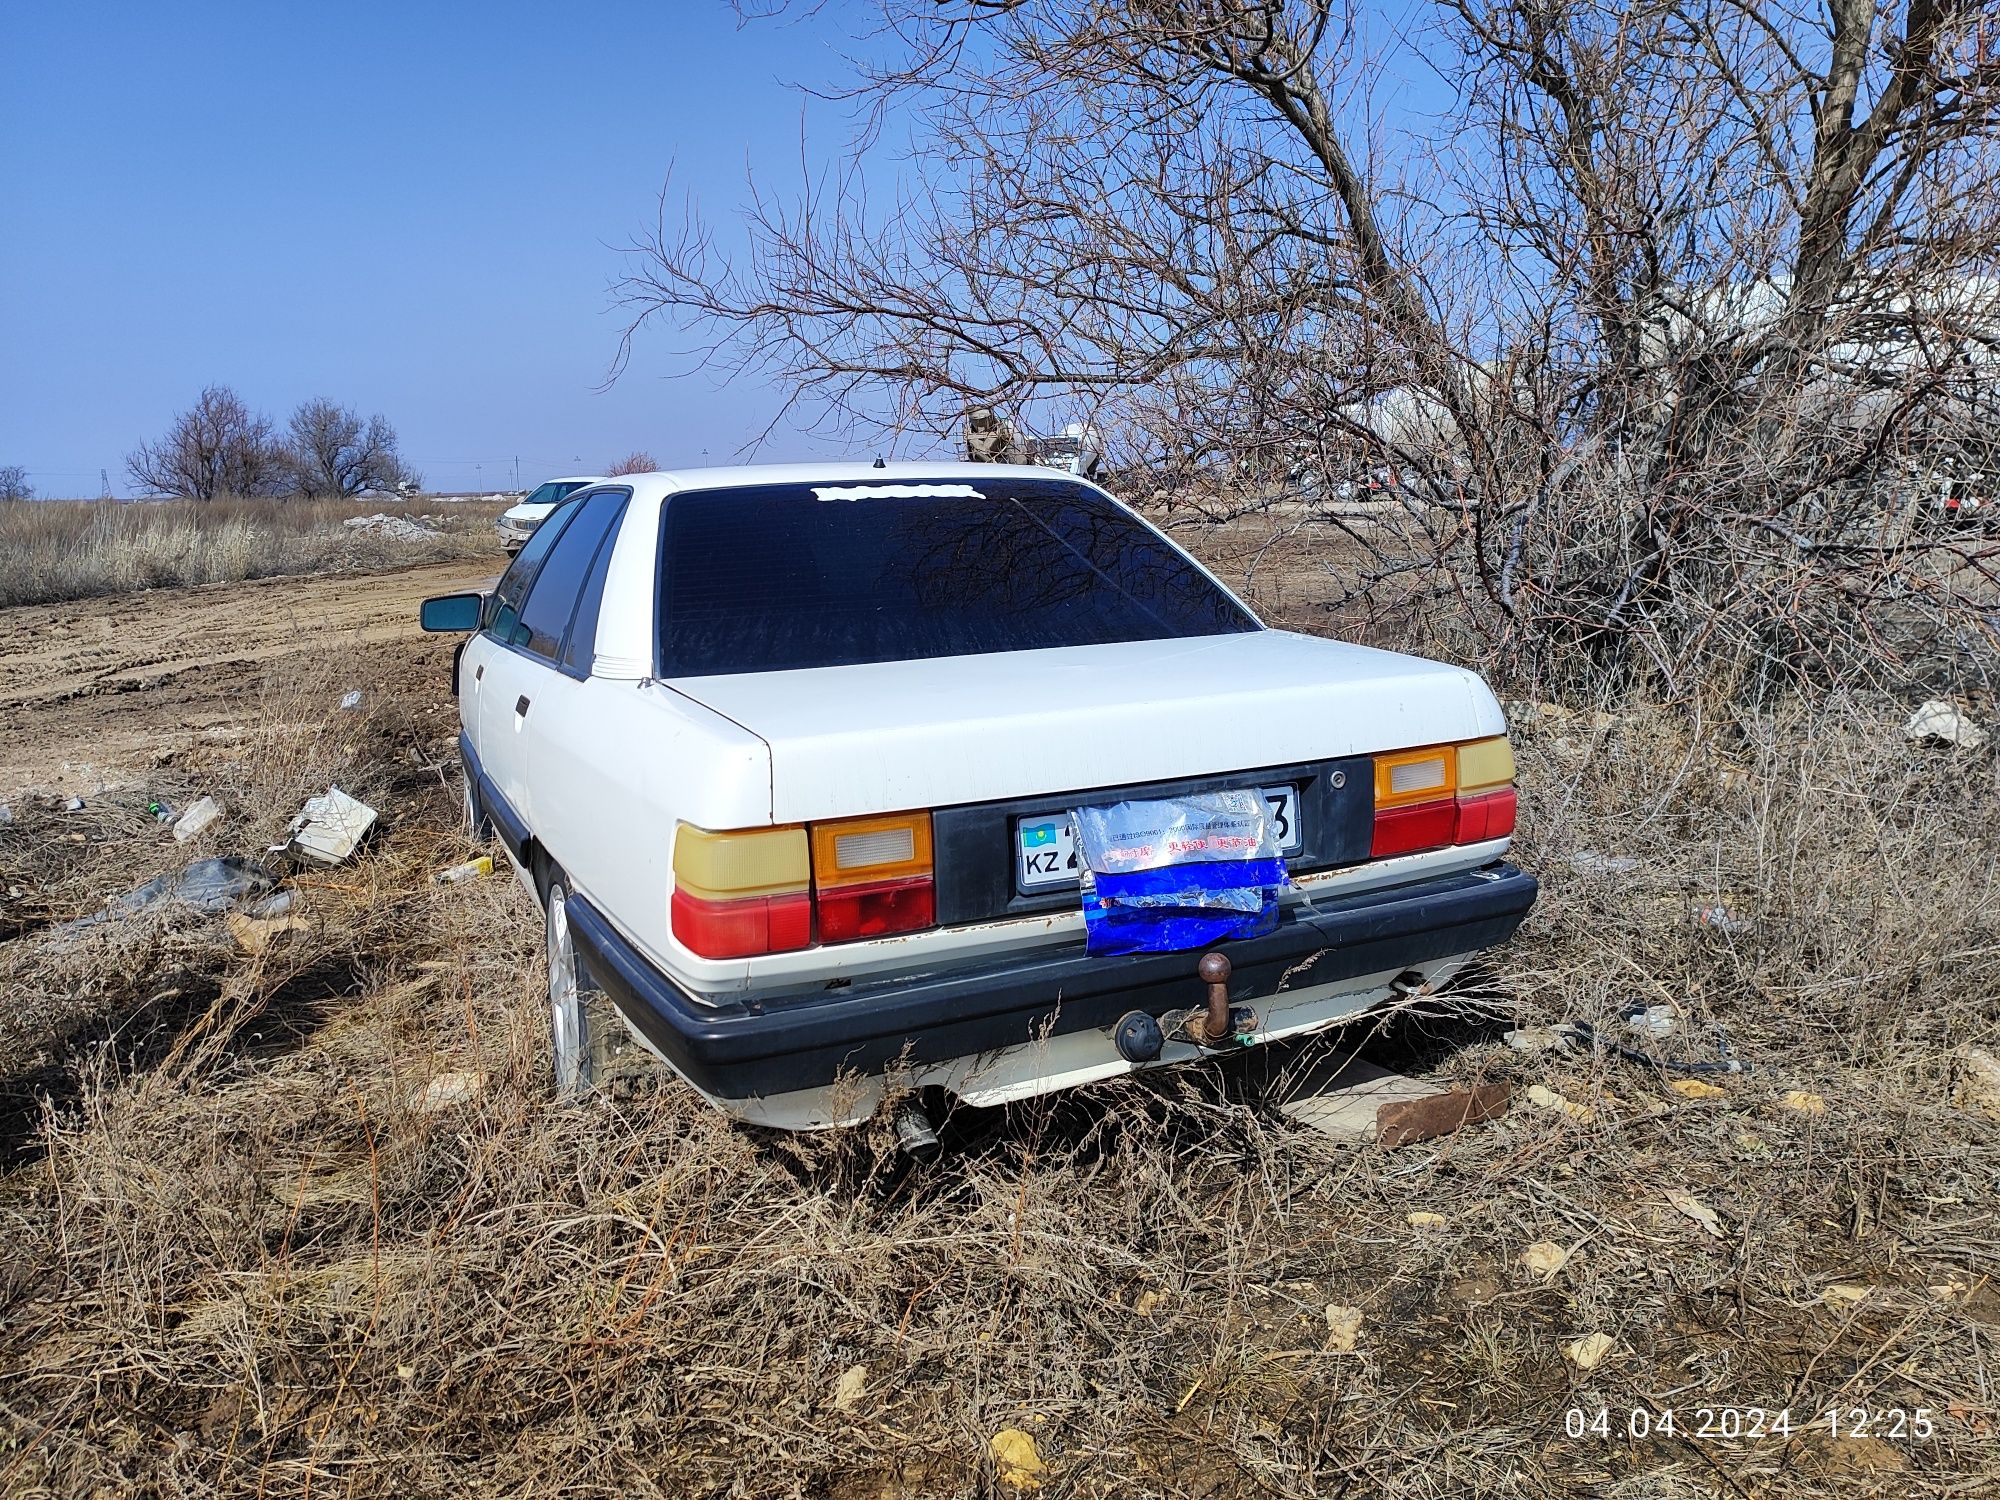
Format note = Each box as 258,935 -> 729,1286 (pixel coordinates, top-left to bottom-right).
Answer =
658,478 -> 1258,676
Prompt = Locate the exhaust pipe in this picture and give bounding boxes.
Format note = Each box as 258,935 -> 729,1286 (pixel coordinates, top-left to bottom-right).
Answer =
892,1096 -> 942,1162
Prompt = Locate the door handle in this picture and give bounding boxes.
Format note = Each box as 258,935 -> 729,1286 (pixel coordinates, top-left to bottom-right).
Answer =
515,695 -> 531,717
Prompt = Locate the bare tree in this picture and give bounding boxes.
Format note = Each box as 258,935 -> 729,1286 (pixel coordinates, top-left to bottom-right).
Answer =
281,399 -> 409,498
606,450 -> 661,475
126,386 -> 280,501
0,465 -> 30,503
617,0 -> 2000,698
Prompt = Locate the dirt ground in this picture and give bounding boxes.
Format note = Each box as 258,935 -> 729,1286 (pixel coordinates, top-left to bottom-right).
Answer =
0,560 -> 494,798
1,544 -> 1996,1497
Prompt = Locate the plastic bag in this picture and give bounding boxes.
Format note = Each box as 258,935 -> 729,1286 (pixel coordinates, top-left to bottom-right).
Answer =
1071,791 -> 1288,955
107,856 -> 275,917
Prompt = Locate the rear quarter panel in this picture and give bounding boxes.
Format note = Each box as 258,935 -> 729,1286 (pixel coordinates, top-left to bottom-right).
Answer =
526,678 -> 771,980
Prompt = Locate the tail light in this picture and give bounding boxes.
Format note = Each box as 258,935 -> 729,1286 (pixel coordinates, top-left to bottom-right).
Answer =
1371,745 -> 1459,856
811,812 -> 935,943
671,811 -> 936,957
1369,736 -> 1517,858
1453,736 -> 1518,844
671,824 -> 812,958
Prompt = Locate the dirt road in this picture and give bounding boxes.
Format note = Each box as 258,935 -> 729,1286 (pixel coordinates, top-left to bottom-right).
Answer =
0,560 -> 495,797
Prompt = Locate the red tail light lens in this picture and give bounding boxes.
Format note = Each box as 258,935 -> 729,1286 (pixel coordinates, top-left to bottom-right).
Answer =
671,824 -> 812,959
673,813 -> 938,957
1371,798 -> 1458,857
671,887 -> 811,960
815,875 -> 936,943
1454,786 -> 1517,844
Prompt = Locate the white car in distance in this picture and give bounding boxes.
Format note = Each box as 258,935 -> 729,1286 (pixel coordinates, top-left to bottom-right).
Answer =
496,475 -> 606,552
421,463 -> 1536,1137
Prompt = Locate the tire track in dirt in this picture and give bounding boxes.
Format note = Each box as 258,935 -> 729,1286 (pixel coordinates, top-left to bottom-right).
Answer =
0,560 -> 497,795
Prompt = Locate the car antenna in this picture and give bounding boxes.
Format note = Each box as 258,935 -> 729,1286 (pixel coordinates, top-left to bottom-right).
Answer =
872,454 -> 886,469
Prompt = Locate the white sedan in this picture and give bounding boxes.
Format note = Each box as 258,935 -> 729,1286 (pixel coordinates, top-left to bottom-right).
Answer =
422,463 -> 1536,1132
495,475 -> 606,552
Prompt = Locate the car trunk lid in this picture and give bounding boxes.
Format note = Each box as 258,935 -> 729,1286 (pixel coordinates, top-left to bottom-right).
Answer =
666,630 -> 1500,824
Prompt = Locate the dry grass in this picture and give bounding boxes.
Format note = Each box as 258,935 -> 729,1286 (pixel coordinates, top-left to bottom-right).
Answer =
0,545 -> 1997,1495
0,497 -> 507,609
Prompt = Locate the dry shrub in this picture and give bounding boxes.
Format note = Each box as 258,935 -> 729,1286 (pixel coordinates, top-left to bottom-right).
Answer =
2,673 -> 1998,1496
2,534 -> 1998,1495
0,497 -> 506,609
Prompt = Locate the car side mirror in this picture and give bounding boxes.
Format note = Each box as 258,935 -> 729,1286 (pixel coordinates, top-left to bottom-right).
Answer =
420,592 -> 483,632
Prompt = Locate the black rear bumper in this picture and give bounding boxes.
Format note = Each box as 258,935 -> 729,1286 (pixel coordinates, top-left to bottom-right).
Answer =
567,862 -> 1538,1102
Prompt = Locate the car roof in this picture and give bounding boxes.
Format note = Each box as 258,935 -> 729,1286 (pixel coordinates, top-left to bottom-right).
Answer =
618,461 -> 1087,493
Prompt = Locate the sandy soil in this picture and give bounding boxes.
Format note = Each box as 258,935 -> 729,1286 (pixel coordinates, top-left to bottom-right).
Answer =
0,560 -> 495,799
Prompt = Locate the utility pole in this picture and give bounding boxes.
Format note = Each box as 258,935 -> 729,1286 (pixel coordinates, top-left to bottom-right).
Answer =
513,456 -> 519,487
98,468 -> 112,500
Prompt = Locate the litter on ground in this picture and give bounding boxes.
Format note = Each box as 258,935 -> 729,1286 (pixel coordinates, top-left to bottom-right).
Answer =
987,1429 -> 1045,1491
226,909 -> 307,955
172,796 -> 223,843
1525,1083 -> 1595,1122
1621,1001 -> 1679,1038
1278,1056 -> 1510,1145
342,513 -> 438,541
77,857 -> 277,929
1903,699 -> 1987,749
287,786 -> 378,865
1324,1304 -> 1364,1350
1564,1332 -> 1617,1370
1505,1025 -> 1575,1055
1670,1077 -> 1728,1100
1520,1241 -> 1570,1279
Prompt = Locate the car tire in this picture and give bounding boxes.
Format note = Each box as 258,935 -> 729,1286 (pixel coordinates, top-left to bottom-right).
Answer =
543,874 -> 614,1099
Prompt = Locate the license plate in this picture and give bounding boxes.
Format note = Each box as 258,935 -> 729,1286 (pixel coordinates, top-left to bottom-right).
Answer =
1015,785 -> 1302,892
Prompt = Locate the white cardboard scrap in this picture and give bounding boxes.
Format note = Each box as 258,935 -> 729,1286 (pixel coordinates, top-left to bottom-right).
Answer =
287,786 -> 377,865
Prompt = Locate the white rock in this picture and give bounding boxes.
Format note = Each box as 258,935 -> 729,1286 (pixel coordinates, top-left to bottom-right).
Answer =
1903,700 -> 1987,749
1565,1332 -> 1617,1370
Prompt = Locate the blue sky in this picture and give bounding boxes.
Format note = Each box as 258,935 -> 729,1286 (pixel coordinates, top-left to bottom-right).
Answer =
0,2 -> 1461,499
0,0 -> 887,496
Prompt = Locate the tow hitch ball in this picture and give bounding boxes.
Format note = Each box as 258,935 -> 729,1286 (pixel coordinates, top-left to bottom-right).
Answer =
1187,951 -> 1239,1048
1179,951 -> 1257,1050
